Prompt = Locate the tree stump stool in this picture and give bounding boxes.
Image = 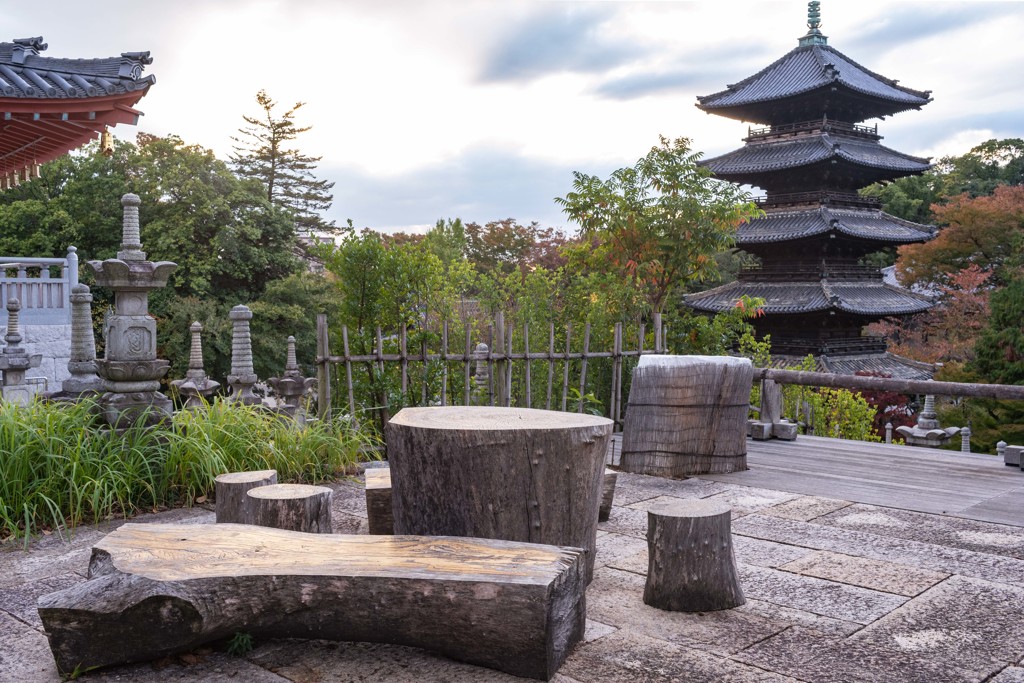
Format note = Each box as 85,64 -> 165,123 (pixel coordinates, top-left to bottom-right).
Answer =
365,466 -> 395,535
246,483 -> 333,533
386,406 -> 612,583
643,499 -> 745,612
599,469 -> 618,522
214,470 -> 278,523
622,355 -> 752,477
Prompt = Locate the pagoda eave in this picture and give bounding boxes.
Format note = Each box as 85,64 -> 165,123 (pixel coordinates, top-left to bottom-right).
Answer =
737,206 -> 935,245
685,280 -> 934,316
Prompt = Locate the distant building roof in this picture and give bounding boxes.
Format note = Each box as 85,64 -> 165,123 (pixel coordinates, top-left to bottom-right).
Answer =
738,206 -> 935,245
701,133 -> 930,187
696,44 -> 931,124
771,351 -> 935,381
685,279 -> 934,316
0,37 -> 154,178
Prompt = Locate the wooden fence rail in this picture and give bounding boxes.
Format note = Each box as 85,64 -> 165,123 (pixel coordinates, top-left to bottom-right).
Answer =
755,368 -> 1024,401
315,313 -> 666,427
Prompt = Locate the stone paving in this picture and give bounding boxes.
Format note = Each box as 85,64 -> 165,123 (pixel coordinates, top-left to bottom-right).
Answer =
4,470 -> 1024,682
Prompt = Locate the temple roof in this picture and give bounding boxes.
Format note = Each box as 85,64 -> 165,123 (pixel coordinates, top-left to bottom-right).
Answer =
696,44 -> 931,125
738,206 -> 935,245
0,37 -> 154,178
771,352 -> 935,381
701,133 -> 930,187
685,279 -> 934,316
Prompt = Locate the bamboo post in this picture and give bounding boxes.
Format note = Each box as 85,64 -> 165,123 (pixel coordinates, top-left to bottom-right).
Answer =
400,323 -> 408,398
495,313 -> 507,406
342,325 -> 356,420
523,323 -> 531,409
421,333 -> 429,406
612,322 -> 623,428
546,323 -> 555,410
376,327 -> 390,424
487,324 -> 495,406
505,323 -> 513,407
578,323 -> 591,413
441,321 -> 449,407
463,325 -> 472,406
562,323 -> 572,412
653,312 -> 663,352
316,314 -> 331,421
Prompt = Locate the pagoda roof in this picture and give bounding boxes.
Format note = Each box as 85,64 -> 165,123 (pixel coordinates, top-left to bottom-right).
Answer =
696,44 -> 931,124
702,133 -> 930,185
685,279 -> 934,316
738,206 -> 935,245
0,37 -> 154,177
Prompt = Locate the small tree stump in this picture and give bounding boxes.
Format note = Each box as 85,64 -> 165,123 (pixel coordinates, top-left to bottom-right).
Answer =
247,483 -> 333,533
365,467 -> 394,535
643,499 -> 745,612
214,470 -> 277,523
621,355 -> 752,477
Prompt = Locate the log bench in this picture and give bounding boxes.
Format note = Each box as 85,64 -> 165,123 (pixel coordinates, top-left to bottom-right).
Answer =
37,523 -> 587,681
365,464 -> 620,535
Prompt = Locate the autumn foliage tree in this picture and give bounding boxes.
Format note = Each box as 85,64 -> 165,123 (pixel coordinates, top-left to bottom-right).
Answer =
555,136 -> 761,314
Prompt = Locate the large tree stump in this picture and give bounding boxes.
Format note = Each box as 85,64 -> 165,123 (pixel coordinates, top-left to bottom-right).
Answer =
643,499 -> 745,612
365,466 -> 394,535
247,483 -> 333,533
386,406 -> 611,583
621,355 -> 752,477
214,470 -> 277,523
37,523 -> 587,681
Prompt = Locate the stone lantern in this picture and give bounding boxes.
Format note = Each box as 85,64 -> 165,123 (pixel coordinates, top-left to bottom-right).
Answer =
87,194 -> 176,427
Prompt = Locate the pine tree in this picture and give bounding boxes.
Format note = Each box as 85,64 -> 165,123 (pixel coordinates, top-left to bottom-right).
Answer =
231,90 -> 335,235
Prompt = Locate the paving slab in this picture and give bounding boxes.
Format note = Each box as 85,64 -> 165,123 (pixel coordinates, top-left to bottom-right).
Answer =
734,513 -> 1024,585
598,505 -> 651,539
758,495 -> 854,522
739,598 -> 864,638
779,550 -> 949,597
738,563 -> 908,624
701,487 -> 803,517
817,503 -> 1024,559
734,535 -> 816,568
733,624 -> 978,683
991,667 -> 1024,682
561,629 -> 799,683
585,566 -> 788,656
850,575 -> 1024,676
614,472 -> 732,500
90,651 -> 289,682
0,571 -> 86,630
593,531 -> 647,572
0,609 -> 59,682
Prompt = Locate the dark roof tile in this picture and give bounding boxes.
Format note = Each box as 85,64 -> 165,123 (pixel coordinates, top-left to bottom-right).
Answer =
738,207 -> 935,244
685,280 -> 933,315
0,37 -> 154,99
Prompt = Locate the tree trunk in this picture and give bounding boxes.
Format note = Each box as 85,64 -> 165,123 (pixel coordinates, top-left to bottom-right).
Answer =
643,499 -> 745,612
247,483 -> 333,533
622,355 -> 752,477
37,523 -> 587,681
385,406 -> 611,583
214,470 -> 277,523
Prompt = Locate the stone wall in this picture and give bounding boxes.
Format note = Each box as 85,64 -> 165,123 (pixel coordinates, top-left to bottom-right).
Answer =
0,323 -> 71,393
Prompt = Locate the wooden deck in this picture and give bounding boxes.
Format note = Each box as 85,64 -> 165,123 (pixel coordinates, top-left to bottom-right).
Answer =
610,434 -> 1024,527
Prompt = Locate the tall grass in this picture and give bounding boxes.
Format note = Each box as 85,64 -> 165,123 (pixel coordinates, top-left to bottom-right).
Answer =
0,398 -> 377,541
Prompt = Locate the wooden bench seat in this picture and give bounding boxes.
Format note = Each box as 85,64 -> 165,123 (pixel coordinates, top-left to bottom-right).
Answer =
365,464 -> 619,534
37,523 -> 587,681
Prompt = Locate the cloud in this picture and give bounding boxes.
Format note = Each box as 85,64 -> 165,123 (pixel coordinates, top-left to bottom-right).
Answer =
322,147 -> 621,232
841,2 -> 1019,55
478,6 -> 645,83
887,109 -> 1024,158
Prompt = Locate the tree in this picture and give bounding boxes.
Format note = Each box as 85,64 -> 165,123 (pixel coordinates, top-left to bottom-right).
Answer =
895,185 -> 1024,290
555,136 -> 761,314
231,90 -> 335,235
972,278 -> 1024,385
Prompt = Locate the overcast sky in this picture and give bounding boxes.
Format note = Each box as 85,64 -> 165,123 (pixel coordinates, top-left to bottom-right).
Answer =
5,1 -> 1023,232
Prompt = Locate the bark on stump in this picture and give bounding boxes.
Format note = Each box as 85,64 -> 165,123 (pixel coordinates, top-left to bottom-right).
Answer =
622,355 -> 752,477
214,470 -> 277,523
599,469 -> 618,522
365,466 -> 395,535
643,499 -> 745,612
37,523 -> 587,681
247,483 -> 333,533
386,406 -> 611,583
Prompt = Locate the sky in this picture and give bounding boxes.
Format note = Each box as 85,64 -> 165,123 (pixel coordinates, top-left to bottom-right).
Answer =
4,0 -> 1024,233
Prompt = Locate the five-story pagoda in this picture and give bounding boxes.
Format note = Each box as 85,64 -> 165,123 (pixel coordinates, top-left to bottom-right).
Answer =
686,2 -> 936,379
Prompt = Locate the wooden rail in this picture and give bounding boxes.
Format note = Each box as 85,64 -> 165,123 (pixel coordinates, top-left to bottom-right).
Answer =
755,367 -> 1024,401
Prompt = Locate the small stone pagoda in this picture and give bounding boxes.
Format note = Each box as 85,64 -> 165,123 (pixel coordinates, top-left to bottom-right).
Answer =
686,2 -> 936,379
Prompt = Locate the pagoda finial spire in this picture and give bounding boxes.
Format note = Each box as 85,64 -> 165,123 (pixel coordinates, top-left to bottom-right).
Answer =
799,1 -> 828,46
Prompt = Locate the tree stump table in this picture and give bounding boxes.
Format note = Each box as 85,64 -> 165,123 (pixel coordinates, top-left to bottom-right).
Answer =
621,355 -> 752,477
214,470 -> 278,523
643,499 -> 745,612
385,406 -> 612,582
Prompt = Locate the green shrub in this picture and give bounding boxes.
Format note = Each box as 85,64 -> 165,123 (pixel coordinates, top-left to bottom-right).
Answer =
0,398 -> 376,542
